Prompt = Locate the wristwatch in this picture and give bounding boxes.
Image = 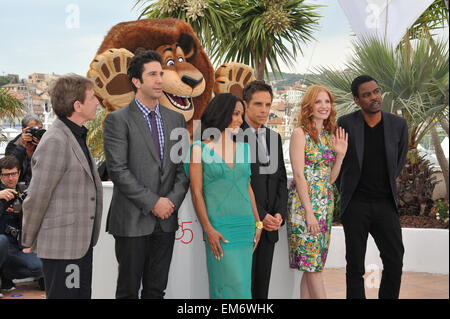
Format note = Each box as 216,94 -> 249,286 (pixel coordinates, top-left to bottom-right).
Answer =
255,221 -> 263,229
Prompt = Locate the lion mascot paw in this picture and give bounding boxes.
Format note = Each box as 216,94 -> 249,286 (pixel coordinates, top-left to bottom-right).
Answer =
213,62 -> 255,99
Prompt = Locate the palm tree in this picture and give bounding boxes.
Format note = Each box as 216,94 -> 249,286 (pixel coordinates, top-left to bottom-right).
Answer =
135,0 -> 232,57
0,88 -> 24,141
409,0 -> 449,39
440,118 -> 449,135
135,0 -> 322,80
218,0 -> 321,80
431,122 -> 448,199
312,36 -> 449,150
407,0 -> 449,199
86,107 -> 107,162
0,88 -> 23,118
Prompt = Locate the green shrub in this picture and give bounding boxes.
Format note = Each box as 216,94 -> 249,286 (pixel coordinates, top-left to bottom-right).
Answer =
332,184 -> 340,224
435,200 -> 449,223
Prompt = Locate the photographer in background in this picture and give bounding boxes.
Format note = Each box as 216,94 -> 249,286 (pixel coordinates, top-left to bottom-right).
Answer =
5,115 -> 46,186
0,156 -> 43,294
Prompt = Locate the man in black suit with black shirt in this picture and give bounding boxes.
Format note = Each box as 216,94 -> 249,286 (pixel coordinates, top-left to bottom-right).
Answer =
239,81 -> 288,299
336,75 -> 409,299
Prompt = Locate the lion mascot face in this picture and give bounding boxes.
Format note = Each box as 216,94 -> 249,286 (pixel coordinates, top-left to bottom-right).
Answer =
87,18 -> 214,133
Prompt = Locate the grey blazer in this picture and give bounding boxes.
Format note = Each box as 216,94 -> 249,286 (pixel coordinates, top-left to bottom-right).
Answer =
103,100 -> 189,237
22,118 -> 103,260
336,110 -> 409,217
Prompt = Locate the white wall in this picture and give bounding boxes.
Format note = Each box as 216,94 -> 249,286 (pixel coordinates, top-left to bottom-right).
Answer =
92,183 -> 449,299
326,226 -> 449,274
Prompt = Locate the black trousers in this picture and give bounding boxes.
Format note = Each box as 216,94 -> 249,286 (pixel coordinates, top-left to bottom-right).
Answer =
114,222 -> 175,299
251,231 -> 275,299
41,246 -> 93,299
342,196 -> 404,299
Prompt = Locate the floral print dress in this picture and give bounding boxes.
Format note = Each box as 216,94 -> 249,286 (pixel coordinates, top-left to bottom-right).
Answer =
287,131 -> 336,272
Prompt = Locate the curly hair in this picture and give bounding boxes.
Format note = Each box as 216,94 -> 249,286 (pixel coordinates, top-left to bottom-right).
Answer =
297,85 -> 336,144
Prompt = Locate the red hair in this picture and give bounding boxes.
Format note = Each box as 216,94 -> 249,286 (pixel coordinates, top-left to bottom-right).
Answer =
297,85 -> 336,144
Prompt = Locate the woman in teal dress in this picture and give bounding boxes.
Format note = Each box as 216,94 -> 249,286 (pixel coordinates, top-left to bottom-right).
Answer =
184,93 -> 262,299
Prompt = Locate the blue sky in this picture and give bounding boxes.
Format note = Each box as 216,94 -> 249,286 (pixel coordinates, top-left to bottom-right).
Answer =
0,0 -> 424,79
0,0 -> 138,79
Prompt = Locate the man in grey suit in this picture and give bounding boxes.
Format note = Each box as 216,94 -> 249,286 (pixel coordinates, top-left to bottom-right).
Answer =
103,50 -> 189,299
22,74 -> 103,299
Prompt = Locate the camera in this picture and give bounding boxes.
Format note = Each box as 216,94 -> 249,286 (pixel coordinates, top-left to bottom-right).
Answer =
4,224 -> 21,242
7,182 -> 28,212
11,190 -> 27,212
25,126 -> 46,141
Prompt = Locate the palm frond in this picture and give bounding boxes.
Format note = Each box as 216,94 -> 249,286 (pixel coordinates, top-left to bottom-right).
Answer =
0,88 -> 24,120
136,1 -> 322,79
86,107 -> 107,162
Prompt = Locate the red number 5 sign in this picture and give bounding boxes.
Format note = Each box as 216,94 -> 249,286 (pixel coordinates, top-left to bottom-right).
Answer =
176,220 -> 194,244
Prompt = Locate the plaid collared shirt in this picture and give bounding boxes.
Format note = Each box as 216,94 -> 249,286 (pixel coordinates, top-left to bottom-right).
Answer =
135,98 -> 165,160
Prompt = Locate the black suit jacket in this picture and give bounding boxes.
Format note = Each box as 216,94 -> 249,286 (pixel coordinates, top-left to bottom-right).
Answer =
336,110 -> 408,217
239,121 -> 288,243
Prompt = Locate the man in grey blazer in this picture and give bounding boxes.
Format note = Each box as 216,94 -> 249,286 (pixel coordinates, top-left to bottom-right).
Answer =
103,50 -> 189,299
22,74 -> 103,299
336,75 -> 409,299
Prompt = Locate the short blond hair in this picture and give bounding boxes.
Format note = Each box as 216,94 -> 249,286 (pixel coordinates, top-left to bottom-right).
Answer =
49,74 -> 93,118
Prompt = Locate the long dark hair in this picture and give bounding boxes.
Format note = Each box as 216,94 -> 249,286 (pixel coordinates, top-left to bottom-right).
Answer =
197,93 -> 244,141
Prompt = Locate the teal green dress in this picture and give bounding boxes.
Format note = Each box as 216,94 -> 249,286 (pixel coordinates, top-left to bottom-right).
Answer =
184,141 -> 255,299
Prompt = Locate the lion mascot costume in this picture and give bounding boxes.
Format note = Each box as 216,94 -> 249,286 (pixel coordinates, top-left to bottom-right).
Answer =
88,18 -> 255,135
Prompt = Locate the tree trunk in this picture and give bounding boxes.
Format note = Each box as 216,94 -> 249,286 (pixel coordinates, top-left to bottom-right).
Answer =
254,50 -> 267,81
431,124 -> 449,200
440,118 -> 449,136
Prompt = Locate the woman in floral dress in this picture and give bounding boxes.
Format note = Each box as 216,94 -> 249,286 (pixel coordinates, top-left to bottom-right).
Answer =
288,85 -> 348,299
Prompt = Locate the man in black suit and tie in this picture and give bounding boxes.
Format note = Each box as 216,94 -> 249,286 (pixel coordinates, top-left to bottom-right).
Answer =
239,81 -> 288,299
103,50 -> 189,299
336,75 -> 409,299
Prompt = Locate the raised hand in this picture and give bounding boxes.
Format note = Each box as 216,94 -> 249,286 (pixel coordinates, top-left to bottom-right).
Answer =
332,126 -> 348,157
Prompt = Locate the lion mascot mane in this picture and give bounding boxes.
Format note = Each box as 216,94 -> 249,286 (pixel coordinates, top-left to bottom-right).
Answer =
88,18 -> 255,135
88,18 -> 215,134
